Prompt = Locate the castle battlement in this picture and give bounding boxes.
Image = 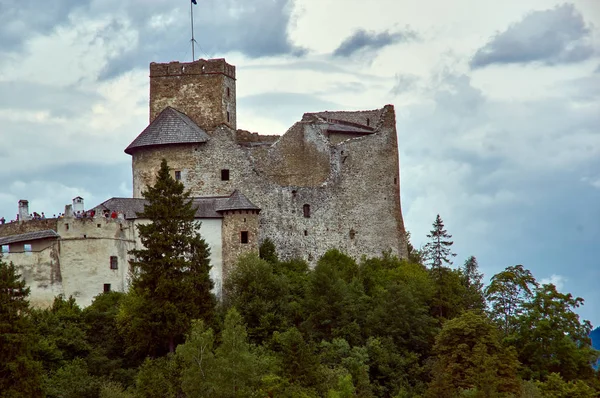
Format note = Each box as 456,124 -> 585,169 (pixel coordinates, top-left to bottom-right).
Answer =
150,58 -> 236,80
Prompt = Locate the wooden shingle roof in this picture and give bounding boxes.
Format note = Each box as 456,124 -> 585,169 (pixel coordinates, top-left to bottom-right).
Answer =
215,190 -> 260,213
125,107 -> 209,155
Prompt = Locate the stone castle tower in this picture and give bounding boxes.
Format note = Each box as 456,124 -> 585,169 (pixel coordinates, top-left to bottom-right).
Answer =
126,57 -> 408,266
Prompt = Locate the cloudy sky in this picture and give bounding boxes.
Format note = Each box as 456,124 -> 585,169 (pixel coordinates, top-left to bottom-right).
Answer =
1,0 -> 599,323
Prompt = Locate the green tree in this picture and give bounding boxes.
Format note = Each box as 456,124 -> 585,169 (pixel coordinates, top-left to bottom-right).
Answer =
422,215 -> 458,318
259,238 -> 279,264
134,355 -> 183,398
303,250 -> 367,345
44,358 -> 101,398
31,295 -> 91,373
485,265 -> 537,335
0,256 -> 43,398
514,284 -> 598,382
83,292 -> 138,387
461,256 -> 486,311
118,158 -> 216,357
224,253 -> 290,343
405,231 -> 423,265
426,311 -> 521,398
535,373 -> 598,398
177,308 -> 276,397
422,214 -> 456,270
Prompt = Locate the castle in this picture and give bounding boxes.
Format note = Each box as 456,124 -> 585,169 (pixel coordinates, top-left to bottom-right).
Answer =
0,58 -> 408,307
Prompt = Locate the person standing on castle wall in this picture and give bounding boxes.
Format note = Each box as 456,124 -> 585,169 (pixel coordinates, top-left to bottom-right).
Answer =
111,211 -> 117,219
0,217 -> 4,224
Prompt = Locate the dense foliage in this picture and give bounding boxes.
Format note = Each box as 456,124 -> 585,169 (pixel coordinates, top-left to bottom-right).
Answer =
1,173 -> 598,396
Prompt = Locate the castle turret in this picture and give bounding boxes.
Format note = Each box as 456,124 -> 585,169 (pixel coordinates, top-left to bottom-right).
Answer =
149,58 -> 236,131
216,190 -> 260,291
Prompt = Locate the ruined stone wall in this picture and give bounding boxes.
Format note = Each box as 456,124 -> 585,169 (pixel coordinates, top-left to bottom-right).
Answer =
130,105 -> 407,265
303,109 -> 383,128
2,239 -> 62,308
235,129 -> 279,144
0,218 -> 58,238
221,210 -> 259,286
327,132 -> 372,145
150,59 -> 236,131
254,122 -> 331,187
58,217 -> 135,307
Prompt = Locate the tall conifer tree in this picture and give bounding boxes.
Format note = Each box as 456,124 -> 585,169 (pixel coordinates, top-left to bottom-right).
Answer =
422,214 -> 456,270
0,256 -> 43,397
422,214 -> 458,318
119,159 -> 215,357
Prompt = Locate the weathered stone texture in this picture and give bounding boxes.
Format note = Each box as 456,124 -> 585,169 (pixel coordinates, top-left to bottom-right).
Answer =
58,217 -> 135,306
1,239 -> 62,308
0,219 -> 58,238
255,122 -> 331,187
221,210 -> 259,285
149,58 -> 236,132
132,104 -> 408,266
303,109 -> 383,128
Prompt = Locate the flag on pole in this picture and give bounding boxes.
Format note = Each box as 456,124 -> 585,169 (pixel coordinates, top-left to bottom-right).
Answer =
191,0 -> 197,4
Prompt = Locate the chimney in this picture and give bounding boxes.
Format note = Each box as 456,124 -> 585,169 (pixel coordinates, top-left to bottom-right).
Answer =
18,200 -> 30,223
64,204 -> 73,218
73,196 -> 84,214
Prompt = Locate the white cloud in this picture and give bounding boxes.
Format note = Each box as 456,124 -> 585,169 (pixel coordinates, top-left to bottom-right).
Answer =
541,274 -> 567,291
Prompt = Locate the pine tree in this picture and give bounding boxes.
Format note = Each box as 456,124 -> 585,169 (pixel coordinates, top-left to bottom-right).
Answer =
0,256 -> 44,397
422,215 -> 458,318
422,214 -> 456,270
461,256 -> 486,311
118,159 -> 215,357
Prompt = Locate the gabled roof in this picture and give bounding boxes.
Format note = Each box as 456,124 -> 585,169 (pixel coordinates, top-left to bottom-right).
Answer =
0,230 -> 59,246
124,107 -> 210,155
215,190 -> 260,213
94,191 -> 260,220
94,196 -> 231,219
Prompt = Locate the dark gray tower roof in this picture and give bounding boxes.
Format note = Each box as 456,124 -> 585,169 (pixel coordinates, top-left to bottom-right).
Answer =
216,190 -> 260,213
125,106 -> 210,155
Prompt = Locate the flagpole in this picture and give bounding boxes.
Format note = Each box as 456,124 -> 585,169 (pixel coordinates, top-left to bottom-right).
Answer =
190,0 -> 196,61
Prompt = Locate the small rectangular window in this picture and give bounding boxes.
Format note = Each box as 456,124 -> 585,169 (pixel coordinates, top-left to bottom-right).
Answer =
227,111 -> 230,123
241,231 -> 249,244
24,244 -> 32,252
221,169 -> 230,181
110,256 -> 118,270
65,223 -> 69,231
303,204 -> 311,218
227,87 -> 230,98
1,245 -> 8,253
103,283 -> 111,293
175,170 -> 181,181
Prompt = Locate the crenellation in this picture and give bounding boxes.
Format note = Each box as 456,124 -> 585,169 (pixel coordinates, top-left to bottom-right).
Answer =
0,218 -> 58,238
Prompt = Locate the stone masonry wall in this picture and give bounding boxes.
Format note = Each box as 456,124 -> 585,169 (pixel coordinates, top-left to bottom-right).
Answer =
57,217 -> 135,307
130,105 -> 408,266
221,210 -> 259,289
0,218 -> 58,238
149,59 -> 236,131
1,239 -> 62,308
303,109 -> 383,128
